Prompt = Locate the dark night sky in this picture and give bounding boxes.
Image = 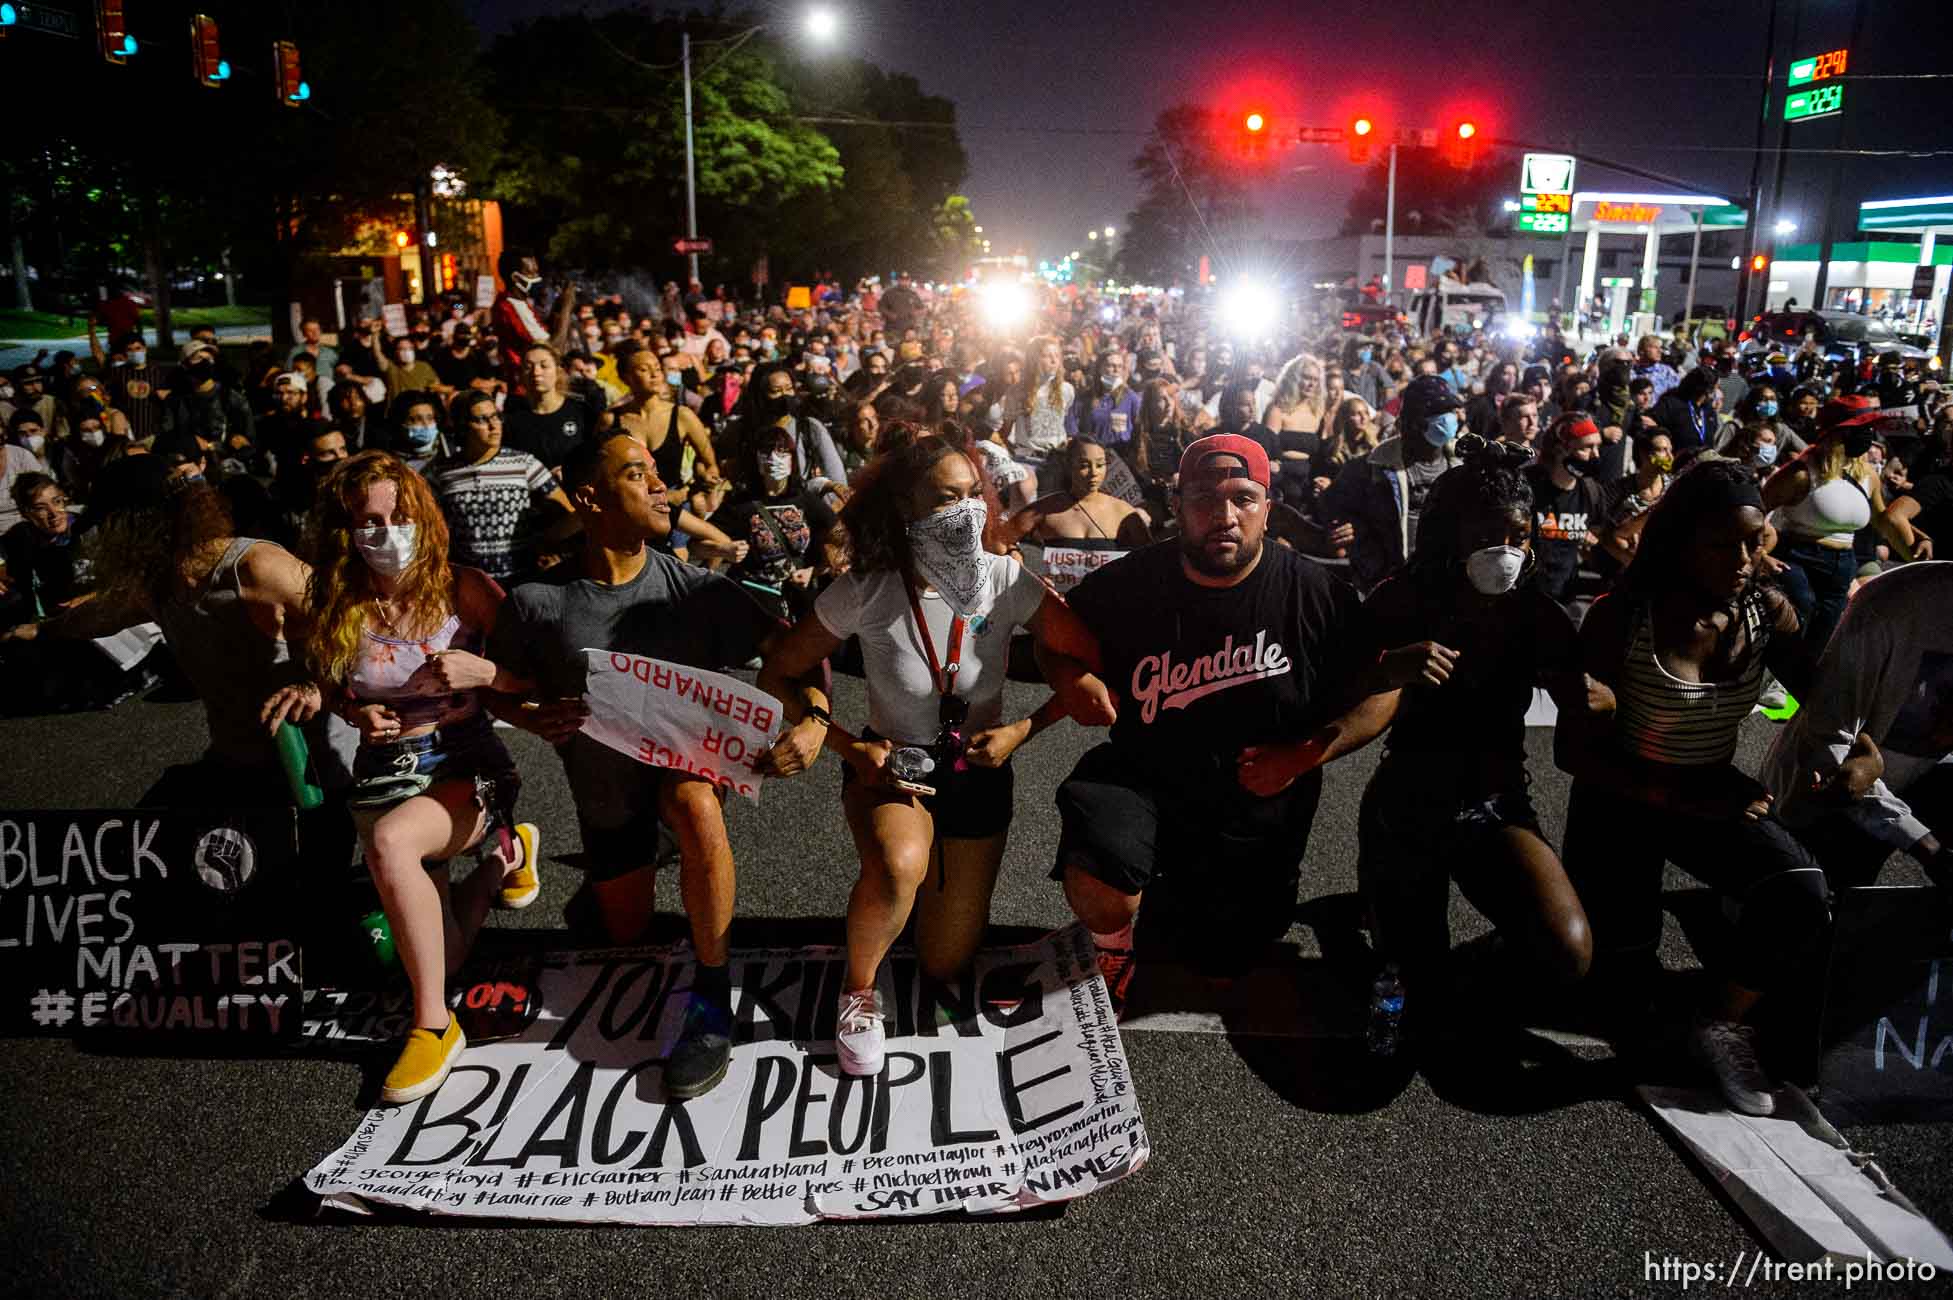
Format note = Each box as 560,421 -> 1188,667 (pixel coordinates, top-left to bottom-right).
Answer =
468,0 -> 1953,263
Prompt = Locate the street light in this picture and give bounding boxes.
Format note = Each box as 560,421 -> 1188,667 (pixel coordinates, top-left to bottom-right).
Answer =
1104,226 -> 1116,238
1089,231 -> 1098,240
682,9 -> 839,282
1774,218 -> 1797,235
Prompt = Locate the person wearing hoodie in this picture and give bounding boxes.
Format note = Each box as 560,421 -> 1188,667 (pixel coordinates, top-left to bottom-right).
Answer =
1321,374 -> 1464,594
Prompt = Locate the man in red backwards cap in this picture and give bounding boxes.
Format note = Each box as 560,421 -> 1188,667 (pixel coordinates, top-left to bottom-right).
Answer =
1042,432 -> 1391,1012
1524,412 -> 1631,624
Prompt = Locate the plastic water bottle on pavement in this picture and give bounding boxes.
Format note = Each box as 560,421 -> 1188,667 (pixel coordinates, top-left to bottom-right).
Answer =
1367,963 -> 1406,1057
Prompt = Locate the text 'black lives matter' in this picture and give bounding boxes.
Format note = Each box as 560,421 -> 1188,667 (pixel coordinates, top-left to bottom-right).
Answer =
0,808 -> 302,1040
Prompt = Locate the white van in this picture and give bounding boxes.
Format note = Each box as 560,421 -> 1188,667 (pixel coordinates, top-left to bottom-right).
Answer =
1409,281 -> 1509,337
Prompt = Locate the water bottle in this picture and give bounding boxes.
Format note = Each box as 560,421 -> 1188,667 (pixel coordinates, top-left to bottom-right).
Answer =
360,908 -> 399,971
1366,963 -> 1406,1057
275,721 -> 326,810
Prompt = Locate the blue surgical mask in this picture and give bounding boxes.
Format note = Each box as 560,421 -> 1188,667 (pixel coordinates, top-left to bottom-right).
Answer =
1423,411 -> 1461,447
1358,347 -> 1373,364
404,423 -> 439,451
1754,441 -> 1780,467
1756,400 -> 1779,417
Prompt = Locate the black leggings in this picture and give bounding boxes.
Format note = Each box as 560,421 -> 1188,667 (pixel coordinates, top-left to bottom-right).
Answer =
1562,776 -> 1831,993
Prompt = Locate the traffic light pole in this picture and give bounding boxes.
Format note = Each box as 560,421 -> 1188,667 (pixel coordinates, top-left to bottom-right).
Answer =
682,31 -> 701,287
1383,143 -> 1397,308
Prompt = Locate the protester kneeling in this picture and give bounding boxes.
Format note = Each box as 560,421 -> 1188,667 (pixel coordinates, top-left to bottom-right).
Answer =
489,431 -> 825,1098
759,435 -> 1110,1077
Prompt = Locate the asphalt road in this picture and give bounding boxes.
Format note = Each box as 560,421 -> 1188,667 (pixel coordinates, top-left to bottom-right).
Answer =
1,671 -> 1946,1299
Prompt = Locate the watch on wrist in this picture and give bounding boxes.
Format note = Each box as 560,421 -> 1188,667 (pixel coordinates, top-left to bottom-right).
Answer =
804,703 -> 833,727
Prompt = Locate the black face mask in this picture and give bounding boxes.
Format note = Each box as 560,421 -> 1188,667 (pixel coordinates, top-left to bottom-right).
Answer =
765,394 -> 799,419
182,360 -> 213,384
1561,453 -> 1592,478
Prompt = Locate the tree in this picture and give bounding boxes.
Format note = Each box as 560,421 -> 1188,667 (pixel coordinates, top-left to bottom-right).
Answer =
1113,105 -> 1257,288
930,195 -> 981,277
484,10 -> 843,279
1339,150 -> 1510,238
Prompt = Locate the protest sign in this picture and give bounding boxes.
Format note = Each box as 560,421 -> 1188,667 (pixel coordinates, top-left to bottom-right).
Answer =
1816,886 -> 1953,1125
303,926 -> 1148,1225
1041,544 -> 1128,597
382,303 -> 409,336
0,809 -> 301,1039
474,275 -> 496,310
579,650 -> 782,803
304,951 -> 544,1049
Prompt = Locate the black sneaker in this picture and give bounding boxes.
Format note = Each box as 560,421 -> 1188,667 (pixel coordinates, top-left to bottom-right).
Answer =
665,994 -> 733,1099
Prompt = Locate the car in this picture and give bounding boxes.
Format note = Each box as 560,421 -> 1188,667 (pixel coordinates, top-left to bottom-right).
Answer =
1740,309 -> 1934,367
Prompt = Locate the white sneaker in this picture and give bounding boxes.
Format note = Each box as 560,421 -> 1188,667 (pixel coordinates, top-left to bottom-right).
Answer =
1689,1016 -> 1777,1116
836,987 -> 885,1077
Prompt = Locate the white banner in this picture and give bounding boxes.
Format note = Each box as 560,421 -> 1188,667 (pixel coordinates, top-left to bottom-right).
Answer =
92,622 -> 164,672
1042,545 -> 1127,596
579,650 -> 782,803
303,927 -> 1148,1225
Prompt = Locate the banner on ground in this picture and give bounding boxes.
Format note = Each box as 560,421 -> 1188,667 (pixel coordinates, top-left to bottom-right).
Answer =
303,926 -> 1148,1225
1817,885 -> 1953,1125
1041,544 -> 1128,597
579,650 -> 783,803
0,808 -> 301,1038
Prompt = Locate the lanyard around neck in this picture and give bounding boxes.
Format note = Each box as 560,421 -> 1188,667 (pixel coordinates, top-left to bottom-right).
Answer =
905,585 -> 965,697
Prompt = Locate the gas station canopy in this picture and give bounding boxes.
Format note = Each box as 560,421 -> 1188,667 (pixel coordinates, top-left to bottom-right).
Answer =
1570,193 -> 1745,236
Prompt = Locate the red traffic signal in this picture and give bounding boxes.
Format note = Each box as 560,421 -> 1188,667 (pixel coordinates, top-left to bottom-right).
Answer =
1444,120 -> 1480,170
273,39 -> 309,106
98,0 -> 132,64
1244,111 -> 1266,134
1347,116 -> 1375,164
190,14 -> 227,87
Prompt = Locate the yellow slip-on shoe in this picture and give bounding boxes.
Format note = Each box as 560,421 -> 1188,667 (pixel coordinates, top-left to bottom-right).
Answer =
498,823 -> 542,910
380,1016 -> 466,1105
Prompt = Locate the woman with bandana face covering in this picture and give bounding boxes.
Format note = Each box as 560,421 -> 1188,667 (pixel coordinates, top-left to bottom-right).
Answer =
1356,443 -> 1598,1043
302,450 -> 541,1105
756,435 -> 1110,1077
1763,396 -> 1912,658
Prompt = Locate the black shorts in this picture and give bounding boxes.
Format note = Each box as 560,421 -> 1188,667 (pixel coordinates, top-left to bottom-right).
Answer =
844,729 -> 1015,840
565,739 -> 714,880
1053,743 -> 1322,973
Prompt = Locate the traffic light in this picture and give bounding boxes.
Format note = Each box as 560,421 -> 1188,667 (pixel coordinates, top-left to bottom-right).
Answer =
1444,120 -> 1479,170
1238,109 -> 1269,161
273,39 -> 310,106
1749,253 -> 1770,274
0,5 -> 18,35
1347,116 -> 1375,164
190,14 -> 228,87
98,0 -> 135,64
1244,111 -> 1265,134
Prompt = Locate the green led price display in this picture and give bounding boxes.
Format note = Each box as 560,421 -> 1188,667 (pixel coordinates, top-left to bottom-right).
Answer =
1515,212 -> 1569,234
1784,83 -> 1844,121
1787,48 -> 1847,88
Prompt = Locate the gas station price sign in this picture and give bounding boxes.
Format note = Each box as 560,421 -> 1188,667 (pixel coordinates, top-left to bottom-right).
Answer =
1787,48 -> 1847,87
1784,83 -> 1844,122
1515,212 -> 1570,234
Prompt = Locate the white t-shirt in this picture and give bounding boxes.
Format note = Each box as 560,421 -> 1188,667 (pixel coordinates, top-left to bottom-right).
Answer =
814,557 -> 1046,746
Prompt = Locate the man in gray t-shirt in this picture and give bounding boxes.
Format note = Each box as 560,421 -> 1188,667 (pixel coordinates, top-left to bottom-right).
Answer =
489,431 -> 829,1100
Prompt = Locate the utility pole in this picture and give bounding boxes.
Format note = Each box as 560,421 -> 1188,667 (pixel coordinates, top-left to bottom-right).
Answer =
1736,0 -> 1781,324
1383,143 -> 1397,307
682,31 -> 701,287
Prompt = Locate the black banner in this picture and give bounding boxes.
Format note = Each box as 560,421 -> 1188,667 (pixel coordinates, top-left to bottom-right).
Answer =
0,808 -> 302,1040
1817,886 -> 1953,1125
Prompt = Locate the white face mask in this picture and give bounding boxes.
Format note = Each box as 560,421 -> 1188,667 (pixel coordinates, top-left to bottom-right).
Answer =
395,348 -> 416,365
907,495 -> 992,618
761,450 -> 794,482
126,349 -> 147,368
20,433 -> 45,456
80,427 -> 107,448
354,523 -> 418,577
1465,544 -> 1527,596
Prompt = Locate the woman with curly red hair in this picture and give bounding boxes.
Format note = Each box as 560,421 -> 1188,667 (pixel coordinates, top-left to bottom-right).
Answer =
305,449 -> 539,1104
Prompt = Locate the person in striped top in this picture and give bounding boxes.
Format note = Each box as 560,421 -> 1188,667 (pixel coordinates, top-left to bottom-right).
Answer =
1556,460 -> 1827,1117
428,390 -> 577,581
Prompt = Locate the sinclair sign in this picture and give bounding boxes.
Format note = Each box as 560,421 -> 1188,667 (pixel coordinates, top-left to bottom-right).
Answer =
1592,202 -> 1663,224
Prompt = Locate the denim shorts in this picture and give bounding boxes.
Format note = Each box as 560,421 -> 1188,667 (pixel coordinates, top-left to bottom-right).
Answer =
351,712 -> 519,823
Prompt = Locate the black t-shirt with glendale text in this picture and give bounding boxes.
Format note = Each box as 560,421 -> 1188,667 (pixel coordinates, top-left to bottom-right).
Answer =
502,394 -> 596,470
1523,464 -> 1626,604
1065,539 -> 1369,817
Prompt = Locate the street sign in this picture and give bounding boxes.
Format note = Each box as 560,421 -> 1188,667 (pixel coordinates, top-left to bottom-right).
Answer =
1514,212 -> 1570,235
672,237 -> 714,255
1521,153 -> 1576,196
1784,84 -> 1844,122
14,2 -> 82,37
1787,48 -> 1847,88
1913,265 -> 1938,301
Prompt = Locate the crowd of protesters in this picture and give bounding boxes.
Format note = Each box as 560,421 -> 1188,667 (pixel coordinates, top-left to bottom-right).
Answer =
3,252 -> 1948,1118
